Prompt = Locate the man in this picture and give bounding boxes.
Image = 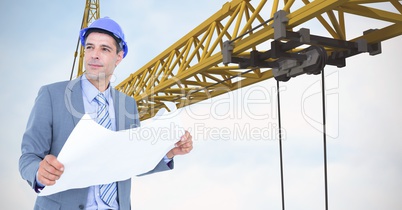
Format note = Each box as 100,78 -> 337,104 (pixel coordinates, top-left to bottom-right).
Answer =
19,17 -> 193,210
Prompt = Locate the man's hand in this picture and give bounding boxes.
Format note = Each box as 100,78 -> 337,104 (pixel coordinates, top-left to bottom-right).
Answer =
167,131 -> 193,159
37,154 -> 64,186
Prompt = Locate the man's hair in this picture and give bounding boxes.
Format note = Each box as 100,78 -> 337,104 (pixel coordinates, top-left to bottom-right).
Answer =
84,28 -> 123,54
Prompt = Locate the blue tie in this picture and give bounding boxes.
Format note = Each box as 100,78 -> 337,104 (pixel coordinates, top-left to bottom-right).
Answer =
94,93 -> 117,206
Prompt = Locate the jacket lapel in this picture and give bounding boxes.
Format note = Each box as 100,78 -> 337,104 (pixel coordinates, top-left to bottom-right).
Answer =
65,77 -> 85,126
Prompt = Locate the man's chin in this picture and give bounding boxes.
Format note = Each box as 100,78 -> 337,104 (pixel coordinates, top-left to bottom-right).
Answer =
85,71 -> 108,81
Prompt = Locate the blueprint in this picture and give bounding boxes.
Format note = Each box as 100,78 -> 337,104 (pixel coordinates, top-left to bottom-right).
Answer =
40,102 -> 184,196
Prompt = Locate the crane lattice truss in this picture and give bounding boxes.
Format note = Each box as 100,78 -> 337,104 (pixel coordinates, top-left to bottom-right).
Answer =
113,0 -> 402,120
71,0 -> 100,79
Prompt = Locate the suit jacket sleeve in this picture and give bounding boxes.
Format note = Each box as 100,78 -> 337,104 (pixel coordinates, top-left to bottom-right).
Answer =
137,158 -> 174,177
19,86 -> 54,191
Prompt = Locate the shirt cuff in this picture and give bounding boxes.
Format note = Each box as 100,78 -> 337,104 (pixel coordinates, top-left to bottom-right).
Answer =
35,171 -> 45,193
162,155 -> 173,164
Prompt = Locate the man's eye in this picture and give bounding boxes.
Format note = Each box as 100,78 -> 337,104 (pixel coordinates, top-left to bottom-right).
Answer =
102,48 -> 110,52
85,46 -> 93,50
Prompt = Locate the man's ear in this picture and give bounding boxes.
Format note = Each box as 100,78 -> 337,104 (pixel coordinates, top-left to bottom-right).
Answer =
115,51 -> 124,66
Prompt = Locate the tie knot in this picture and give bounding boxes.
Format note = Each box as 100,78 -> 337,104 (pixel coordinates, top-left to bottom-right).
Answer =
94,93 -> 108,106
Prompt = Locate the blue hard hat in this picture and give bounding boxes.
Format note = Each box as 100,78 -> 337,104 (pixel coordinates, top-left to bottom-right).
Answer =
80,17 -> 128,58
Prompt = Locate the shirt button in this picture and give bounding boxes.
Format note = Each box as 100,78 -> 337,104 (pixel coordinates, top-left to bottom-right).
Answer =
78,204 -> 85,209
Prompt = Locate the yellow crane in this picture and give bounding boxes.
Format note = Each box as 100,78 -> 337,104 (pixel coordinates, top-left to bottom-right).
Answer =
71,0 -> 402,121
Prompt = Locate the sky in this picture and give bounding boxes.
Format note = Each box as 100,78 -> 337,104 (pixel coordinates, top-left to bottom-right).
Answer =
1,0 -> 401,209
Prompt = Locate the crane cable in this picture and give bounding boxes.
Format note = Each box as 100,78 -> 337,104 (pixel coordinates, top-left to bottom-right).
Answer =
276,80 -> 285,210
321,69 -> 329,210
230,17 -> 274,44
276,68 -> 329,210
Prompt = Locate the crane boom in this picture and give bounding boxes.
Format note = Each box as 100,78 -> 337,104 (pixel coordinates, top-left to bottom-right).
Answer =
77,0 -> 402,120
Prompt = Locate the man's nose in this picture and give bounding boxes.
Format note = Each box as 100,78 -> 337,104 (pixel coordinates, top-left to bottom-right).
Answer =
91,48 -> 100,59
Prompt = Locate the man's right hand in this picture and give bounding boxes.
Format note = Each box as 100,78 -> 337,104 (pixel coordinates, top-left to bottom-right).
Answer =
37,154 -> 64,186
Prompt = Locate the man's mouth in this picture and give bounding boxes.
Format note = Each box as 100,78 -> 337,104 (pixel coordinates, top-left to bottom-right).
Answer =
88,63 -> 103,68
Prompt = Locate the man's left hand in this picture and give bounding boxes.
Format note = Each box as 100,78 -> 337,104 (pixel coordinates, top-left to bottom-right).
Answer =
167,131 -> 193,159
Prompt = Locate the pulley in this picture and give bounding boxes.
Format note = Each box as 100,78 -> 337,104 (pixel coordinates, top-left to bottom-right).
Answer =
272,45 -> 328,82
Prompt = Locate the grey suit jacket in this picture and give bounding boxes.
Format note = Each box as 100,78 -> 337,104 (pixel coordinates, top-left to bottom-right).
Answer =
19,77 -> 173,210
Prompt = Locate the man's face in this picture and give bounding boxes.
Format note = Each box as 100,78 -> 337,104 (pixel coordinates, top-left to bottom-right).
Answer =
84,32 -> 123,83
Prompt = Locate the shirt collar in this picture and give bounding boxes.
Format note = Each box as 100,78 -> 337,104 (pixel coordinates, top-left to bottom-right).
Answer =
80,75 -> 112,104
